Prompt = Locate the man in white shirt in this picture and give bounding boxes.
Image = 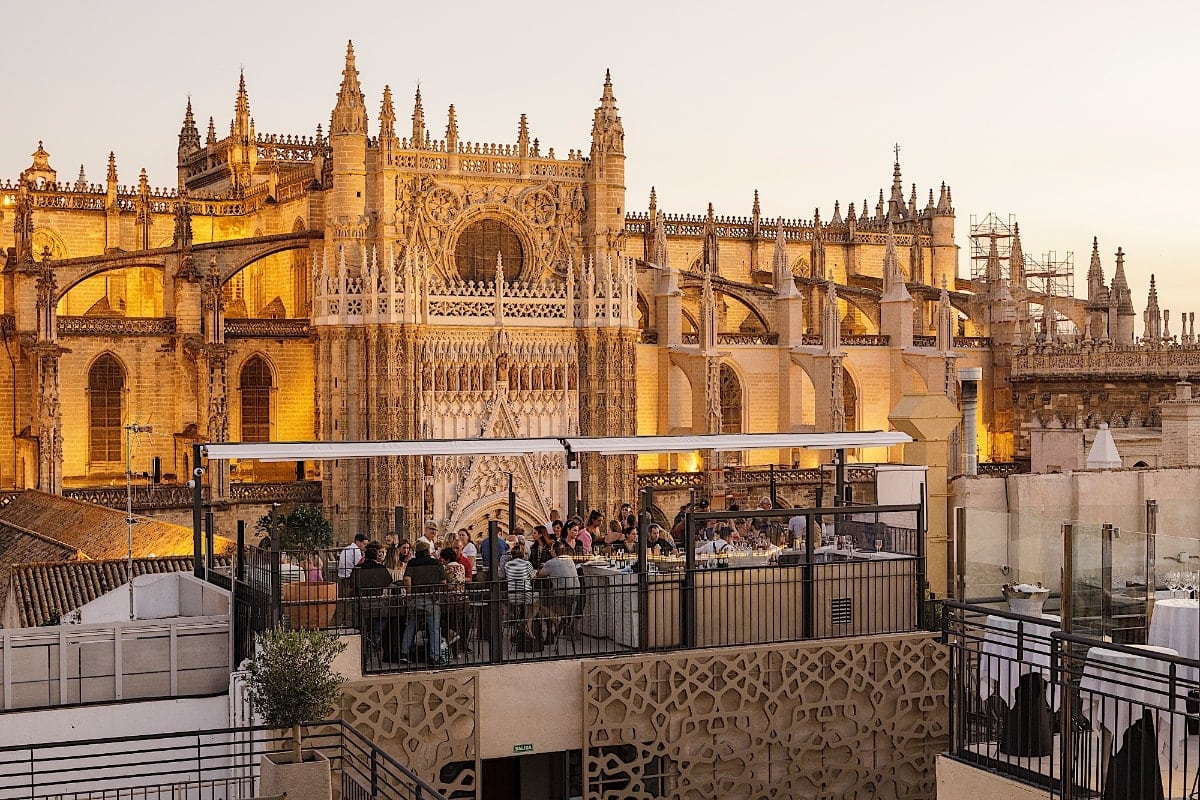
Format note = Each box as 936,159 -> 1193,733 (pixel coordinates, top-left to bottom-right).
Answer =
418,521 -> 437,548
338,533 -> 368,579
335,533 -> 368,626
696,527 -> 733,556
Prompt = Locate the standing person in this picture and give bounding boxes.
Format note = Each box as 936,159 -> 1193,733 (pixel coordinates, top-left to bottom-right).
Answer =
399,541 -> 447,666
457,529 -> 478,572
353,544 -> 392,648
439,546 -> 469,658
787,504 -> 808,549
335,533 -> 368,625
477,527 -> 510,577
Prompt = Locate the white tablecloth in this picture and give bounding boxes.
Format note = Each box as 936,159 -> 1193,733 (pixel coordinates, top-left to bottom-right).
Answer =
1148,598 -> 1200,683
1079,644 -> 1182,756
979,613 -> 1061,711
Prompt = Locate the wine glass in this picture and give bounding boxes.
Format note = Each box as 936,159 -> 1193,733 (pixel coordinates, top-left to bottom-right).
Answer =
1167,571 -> 1182,600
1187,571 -> 1199,600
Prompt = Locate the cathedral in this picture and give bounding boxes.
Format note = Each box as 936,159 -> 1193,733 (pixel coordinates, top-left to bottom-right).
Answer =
0,42 -> 1186,536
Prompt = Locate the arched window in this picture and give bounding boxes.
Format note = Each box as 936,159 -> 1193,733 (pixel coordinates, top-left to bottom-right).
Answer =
720,364 -> 743,435
454,220 -> 523,283
240,357 -> 273,442
842,366 -> 858,432
88,355 -> 124,462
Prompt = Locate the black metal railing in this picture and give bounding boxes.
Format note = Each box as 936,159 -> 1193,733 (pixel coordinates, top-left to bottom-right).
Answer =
211,503 -> 927,675
0,719 -> 445,800
944,600 -> 1200,799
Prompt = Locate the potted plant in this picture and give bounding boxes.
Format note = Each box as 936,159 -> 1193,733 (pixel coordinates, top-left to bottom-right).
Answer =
260,505 -> 339,629
246,625 -> 346,800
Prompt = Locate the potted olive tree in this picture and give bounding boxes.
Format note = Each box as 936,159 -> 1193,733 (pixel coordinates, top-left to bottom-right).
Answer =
260,505 -> 339,629
246,625 -> 346,800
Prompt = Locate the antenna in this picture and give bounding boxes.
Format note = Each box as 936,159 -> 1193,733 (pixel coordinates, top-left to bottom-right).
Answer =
125,420 -> 154,620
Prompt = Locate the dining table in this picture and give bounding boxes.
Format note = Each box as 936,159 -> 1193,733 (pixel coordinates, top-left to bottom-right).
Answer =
1079,644 -> 1182,800
978,613 -> 1061,757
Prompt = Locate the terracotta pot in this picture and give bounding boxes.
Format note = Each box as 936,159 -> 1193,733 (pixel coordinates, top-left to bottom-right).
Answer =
281,581 -> 338,630
259,749 -> 331,800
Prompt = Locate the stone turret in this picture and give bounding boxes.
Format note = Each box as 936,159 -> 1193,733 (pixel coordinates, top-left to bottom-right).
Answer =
930,182 -> 956,291
328,41 -> 368,232
582,70 -> 626,266
227,72 -> 256,193
1110,247 -> 1136,343
20,141 -> 56,187
177,99 -> 201,188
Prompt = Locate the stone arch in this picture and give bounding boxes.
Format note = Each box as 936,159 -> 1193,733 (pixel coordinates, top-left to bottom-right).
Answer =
55,261 -> 167,302
87,352 -> 126,464
719,361 -> 745,434
838,295 -> 880,335
450,493 -> 548,536
636,292 -> 652,331
57,264 -> 166,317
237,354 -> 275,443
841,362 -> 860,432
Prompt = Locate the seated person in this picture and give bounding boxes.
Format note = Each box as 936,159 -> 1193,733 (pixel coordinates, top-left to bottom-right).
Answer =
696,527 -> 734,557
536,542 -> 582,627
619,526 -> 639,554
648,524 -> 675,555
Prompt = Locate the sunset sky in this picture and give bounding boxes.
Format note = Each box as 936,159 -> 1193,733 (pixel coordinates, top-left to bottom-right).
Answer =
2,0 -> 1194,329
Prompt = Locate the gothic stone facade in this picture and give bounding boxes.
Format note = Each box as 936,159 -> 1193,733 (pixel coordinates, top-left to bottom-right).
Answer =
0,42 -> 1023,536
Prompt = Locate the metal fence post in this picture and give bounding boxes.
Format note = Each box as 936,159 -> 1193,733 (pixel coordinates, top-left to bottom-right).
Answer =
487,520 -> 502,665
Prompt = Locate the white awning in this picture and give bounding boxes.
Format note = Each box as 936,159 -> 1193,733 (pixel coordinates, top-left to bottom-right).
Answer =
563,432 -> 910,455
200,431 -> 910,461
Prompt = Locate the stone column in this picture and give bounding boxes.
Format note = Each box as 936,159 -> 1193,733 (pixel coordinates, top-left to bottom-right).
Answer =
889,392 -> 960,596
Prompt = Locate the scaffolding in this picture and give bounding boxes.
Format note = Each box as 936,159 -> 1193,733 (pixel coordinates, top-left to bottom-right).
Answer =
970,213 -> 1076,338
968,213 -> 1016,283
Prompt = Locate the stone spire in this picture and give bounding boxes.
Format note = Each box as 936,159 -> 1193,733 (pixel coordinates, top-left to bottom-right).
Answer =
822,279 -> 841,351
1111,246 -> 1134,314
1144,274 -> 1162,343
590,69 -> 624,157
935,182 -> 953,215
445,104 -> 458,151
702,203 -> 719,274
936,276 -> 954,351
882,222 -> 912,302
178,97 -> 201,154
206,116 -> 217,148
106,151 -> 118,183
411,86 -> 426,147
518,113 -> 530,158
830,200 -> 842,225
1086,236 -> 1107,302
773,217 -> 798,297
888,150 -> 905,219
331,41 -> 367,135
908,183 -> 919,217
1009,223 -> 1025,288
378,85 -> 396,140
74,164 -> 87,191
651,211 -> 669,270
232,70 -> 253,142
